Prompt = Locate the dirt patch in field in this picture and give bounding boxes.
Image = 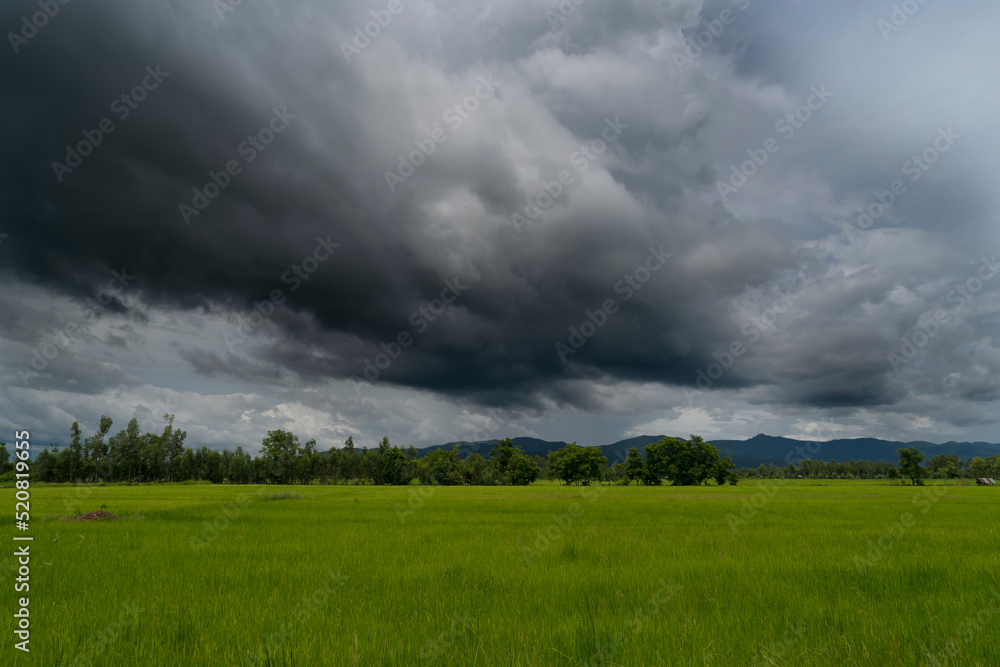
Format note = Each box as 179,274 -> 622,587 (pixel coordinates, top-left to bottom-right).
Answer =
60,510 -> 120,522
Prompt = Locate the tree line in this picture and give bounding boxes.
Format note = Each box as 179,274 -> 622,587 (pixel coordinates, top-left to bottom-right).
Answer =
0,416 -> 540,486
0,416 -> 738,487
612,436 -> 739,486
738,447 -> 1000,482
1,416 -> 991,486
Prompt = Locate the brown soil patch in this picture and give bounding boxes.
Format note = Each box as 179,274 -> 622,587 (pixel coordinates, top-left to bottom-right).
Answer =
60,510 -> 120,522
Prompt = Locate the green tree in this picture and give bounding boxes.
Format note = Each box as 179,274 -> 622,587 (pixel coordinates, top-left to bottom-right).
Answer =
988,454 -> 1000,478
645,435 -> 735,486
108,418 -> 143,481
896,447 -> 927,485
546,443 -> 606,485
417,446 -> 462,485
929,454 -> 960,479
178,448 -> 195,480
509,454 -> 541,485
488,439 -> 519,475
83,416 -> 114,481
34,448 -> 55,481
160,414 -> 187,482
260,430 -> 301,484
644,437 -> 686,485
298,439 -> 318,482
340,436 -> 359,484
713,455 -> 739,486
63,422 -> 84,482
0,443 -> 10,475
488,438 -> 540,485
381,447 -> 412,485
624,447 -> 645,485
462,452 -> 490,485
969,456 -> 990,478
228,446 -> 252,483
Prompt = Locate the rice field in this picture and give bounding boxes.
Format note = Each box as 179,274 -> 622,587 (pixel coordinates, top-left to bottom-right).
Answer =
2,480 -> 998,666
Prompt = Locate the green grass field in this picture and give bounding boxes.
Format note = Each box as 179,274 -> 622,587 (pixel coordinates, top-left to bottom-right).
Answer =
3,480 -> 998,666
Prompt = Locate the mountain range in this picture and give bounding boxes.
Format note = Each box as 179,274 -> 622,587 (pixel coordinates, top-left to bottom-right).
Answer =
419,434 -> 1000,468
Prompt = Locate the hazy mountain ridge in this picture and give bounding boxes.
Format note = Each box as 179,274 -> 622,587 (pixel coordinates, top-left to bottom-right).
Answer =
420,433 -> 1000,467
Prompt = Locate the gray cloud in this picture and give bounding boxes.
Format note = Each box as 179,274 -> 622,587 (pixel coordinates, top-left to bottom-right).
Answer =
2,0 -> 998,448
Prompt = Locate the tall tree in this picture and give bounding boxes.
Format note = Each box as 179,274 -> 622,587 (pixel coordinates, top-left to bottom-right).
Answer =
260,430 -> 301,484
489,438 -> 540,485
462,452 -> 489,485
645,436 -> 735,486
84,416 -> 113,481
546,442 -> 606,485
63,421 -> 84,481
624,447 -> 645,485
897,447 -> 927,485
341,436 -> 359,484
160,414 -> 188,482
0,443 -> 11,475
381,447 -> 412,485
417,446 -> 463,485
509,454 -> 541,485
108,419 -> 143,482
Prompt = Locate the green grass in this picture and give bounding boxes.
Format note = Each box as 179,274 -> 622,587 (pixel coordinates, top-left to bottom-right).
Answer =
3,480 -> 999,666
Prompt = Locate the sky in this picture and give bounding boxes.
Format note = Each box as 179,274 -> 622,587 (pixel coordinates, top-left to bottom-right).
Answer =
1,0 -> 998,452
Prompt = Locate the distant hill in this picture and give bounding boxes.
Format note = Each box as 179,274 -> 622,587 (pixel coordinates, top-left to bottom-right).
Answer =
418,436 -> 567,459
420,433 -> 1000,467
704,434 -> 1000,467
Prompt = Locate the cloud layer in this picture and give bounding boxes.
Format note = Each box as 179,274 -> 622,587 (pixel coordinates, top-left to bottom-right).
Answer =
1,0 -> 998,450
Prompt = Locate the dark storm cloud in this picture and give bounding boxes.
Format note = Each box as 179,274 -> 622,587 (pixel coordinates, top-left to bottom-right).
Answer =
1,0 -> 997,426
179,348 -> 286,383
0,281 -> 142,393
